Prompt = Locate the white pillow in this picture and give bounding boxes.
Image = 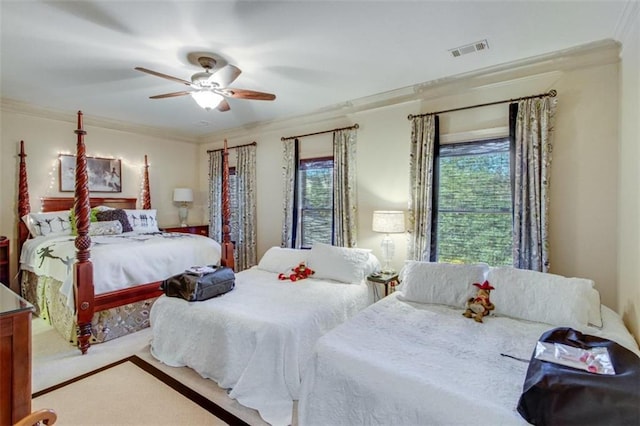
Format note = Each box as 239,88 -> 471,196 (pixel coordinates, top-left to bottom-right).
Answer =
398,260 -> 489,307
307,242 -> 371,284
22,211 -> 72,237
257,247 -> 310,273
124,209 -> 159,233
89,220 -> 123,236
586,287 -> 603,328
487,267 -> 594,328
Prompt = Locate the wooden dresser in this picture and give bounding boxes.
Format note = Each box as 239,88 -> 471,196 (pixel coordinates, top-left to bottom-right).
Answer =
0,237 -> 9,287
0,285 -> 33,425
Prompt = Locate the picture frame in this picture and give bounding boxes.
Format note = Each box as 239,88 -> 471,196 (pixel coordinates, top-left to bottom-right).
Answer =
59,154 -> 122,193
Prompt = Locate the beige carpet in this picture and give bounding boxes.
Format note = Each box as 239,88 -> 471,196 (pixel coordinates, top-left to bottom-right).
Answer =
32,317 -> 270,426
32,356 -> 243,425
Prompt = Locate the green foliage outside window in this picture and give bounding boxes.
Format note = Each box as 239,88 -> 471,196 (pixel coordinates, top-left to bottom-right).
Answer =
300,158 -> 333,247
435,139 -> 513,266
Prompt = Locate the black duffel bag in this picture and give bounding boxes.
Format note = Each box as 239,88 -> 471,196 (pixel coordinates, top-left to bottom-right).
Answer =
517,327 -> 640,426
160,266 -> 235,301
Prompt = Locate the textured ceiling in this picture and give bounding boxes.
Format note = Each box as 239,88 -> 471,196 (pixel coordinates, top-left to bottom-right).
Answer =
0,1 -> 630,137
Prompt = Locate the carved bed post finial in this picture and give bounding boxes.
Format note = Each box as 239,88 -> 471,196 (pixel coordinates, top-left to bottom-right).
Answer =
73,111 -> 94,354
221,139 -> 235,270
141,154 -> 151,209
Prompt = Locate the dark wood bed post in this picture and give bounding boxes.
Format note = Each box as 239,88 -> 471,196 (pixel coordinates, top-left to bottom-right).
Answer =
221,139 -> 235,271
141,154 -> 151,210
17,141 -> 31,275
73,111 -> 94,354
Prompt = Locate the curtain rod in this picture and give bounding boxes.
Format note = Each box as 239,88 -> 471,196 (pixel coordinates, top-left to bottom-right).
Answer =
280,123 -> 359,141
407,89 -> 557,120
206,141 -> 257,153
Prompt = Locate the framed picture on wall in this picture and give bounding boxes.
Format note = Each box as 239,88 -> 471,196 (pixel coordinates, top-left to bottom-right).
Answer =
59,154 -> 122,192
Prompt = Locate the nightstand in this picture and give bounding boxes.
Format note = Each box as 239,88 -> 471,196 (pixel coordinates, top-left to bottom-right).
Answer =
161,225 -> 209,237
367,272 -> 399,301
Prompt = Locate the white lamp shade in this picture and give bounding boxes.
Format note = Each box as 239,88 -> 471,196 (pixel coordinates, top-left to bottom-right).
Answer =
173,188 -> 193,203
190,91 -> 224,110
372,210 -> 405,233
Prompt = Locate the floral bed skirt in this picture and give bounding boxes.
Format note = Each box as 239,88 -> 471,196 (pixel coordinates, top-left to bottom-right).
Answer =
21,271 -> 158,344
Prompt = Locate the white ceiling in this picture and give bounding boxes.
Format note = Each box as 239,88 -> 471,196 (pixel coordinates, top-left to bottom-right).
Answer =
0,1 -> 630,138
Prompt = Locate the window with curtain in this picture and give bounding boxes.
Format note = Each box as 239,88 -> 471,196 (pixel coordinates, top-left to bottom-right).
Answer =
432,137 -> 513,265
299,157 -> 334,248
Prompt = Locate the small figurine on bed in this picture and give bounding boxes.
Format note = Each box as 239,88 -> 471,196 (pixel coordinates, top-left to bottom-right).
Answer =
278,262 -> 315,282
463,280 -> 495,323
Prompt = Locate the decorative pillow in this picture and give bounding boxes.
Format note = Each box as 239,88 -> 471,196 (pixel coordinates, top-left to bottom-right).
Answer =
89,220 -> 123,236
257,247 -> 310,273
487,267 -> 595,328
96,208 -> 133,233
69,207 -> 99,235
307,242 -> 371,284
124,209 -> 159,233
22,211 -> 72,237
398,260 -> 489,307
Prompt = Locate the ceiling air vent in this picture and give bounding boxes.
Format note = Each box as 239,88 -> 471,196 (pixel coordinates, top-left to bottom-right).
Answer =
449,39 -> 489,58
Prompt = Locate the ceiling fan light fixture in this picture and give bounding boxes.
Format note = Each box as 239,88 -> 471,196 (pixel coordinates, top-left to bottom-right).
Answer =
191,90 -> 223,110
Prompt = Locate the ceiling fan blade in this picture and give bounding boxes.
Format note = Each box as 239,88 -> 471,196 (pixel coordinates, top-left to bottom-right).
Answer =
210,64 -> 242,87
217,99 -> 231,112
227,88 -> 276,101
149,91 -> 192,99
135,67 -> 192,87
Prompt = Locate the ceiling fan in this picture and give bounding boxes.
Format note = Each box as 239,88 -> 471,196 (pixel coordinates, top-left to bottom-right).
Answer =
135,56 -> 276,111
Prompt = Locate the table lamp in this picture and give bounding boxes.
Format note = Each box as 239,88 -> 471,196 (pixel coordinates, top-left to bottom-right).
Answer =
372,210 -> 405,273
173,188 -> 193,227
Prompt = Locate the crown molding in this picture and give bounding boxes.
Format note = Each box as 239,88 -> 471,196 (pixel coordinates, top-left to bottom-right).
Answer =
199,39 -> 621,142
0,98 -> 198,143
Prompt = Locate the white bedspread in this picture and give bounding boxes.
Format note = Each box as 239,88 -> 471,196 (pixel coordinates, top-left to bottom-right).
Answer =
20,232 -> 221,306
298,293 -> 640,426
149,267 -> 370,426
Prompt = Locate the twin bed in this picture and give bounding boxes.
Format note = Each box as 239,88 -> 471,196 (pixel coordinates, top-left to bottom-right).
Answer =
150,245 -> 379,426
298,261 -> 640,425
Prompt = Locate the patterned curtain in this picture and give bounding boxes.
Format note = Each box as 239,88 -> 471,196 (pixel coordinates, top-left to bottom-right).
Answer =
333,128 -> 358,247
235,145 -> 258,270
408,115 -> 438,260
512,95 -> 557,272
208,149 -> 223,242
281,138 -> 298,247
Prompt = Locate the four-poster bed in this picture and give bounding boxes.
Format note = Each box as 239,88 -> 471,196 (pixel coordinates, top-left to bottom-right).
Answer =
17,111 -> 234,354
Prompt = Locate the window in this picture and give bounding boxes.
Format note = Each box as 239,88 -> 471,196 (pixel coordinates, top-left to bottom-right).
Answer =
432,137 -> 513,265
298,157 -> 334,248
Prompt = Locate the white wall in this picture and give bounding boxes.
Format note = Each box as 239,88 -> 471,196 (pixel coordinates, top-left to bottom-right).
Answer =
617,5 -> 640,342
199,42 -> 623,313
0,111 -> 200,291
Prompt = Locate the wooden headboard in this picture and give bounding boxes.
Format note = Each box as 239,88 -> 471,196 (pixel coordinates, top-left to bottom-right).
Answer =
40,197 -> 137,212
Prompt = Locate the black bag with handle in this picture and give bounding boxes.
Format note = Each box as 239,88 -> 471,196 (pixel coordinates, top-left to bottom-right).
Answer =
161,266 -> 235,301
517,327 -> 640,425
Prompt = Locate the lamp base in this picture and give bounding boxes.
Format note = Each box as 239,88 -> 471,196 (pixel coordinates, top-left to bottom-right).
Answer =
380,234 -> 395,274
178,205 -> 189,227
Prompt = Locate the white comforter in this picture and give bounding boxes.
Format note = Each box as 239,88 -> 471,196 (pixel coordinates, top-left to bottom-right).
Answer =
298,293 -> 640,426
20,232 -> 221,306
149,267 -> 371,426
